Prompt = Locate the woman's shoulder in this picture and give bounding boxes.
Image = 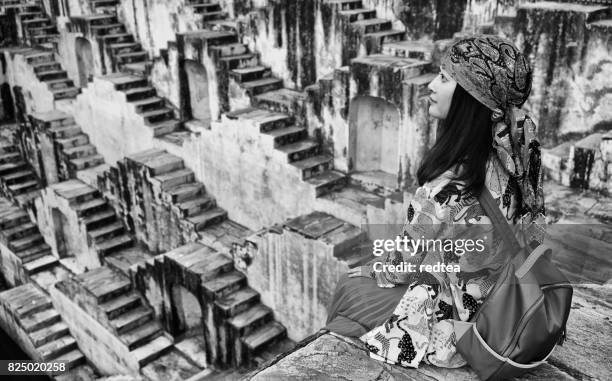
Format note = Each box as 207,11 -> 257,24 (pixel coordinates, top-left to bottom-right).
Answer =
410,151 -> 512,223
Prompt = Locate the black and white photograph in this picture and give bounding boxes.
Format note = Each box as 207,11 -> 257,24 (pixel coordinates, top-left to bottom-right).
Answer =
0,0 -> 610,380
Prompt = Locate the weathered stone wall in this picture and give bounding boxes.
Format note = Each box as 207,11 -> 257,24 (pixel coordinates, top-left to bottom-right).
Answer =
49,284 -> 140,376
0,241 -> 27,287
241,213 -> 365,341
1,49 -> 56,115
35,184 -> 101,270
515,3 -> 612,146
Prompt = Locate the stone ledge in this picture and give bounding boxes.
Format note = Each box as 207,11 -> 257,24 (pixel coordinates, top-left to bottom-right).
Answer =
247,331 -> 575,381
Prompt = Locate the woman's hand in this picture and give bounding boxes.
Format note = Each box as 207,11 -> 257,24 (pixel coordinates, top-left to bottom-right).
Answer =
347,265 -> 373,278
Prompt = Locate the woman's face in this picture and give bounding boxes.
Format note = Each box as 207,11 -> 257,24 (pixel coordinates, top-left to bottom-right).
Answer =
427,68 -> 457,119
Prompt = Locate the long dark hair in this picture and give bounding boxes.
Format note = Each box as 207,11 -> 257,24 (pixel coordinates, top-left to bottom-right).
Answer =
417,84 -> 493,198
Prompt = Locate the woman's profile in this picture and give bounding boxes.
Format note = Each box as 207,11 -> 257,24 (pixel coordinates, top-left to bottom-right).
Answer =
325,35 -> 546,368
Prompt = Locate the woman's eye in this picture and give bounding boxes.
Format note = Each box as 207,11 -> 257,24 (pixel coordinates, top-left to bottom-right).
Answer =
440,74 -> 447,82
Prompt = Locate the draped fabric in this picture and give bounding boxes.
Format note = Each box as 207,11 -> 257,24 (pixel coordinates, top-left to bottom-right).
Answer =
327,149 -> 546,368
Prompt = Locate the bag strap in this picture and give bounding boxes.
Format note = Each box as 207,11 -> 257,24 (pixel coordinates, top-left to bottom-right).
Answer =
478,187 -> 522,254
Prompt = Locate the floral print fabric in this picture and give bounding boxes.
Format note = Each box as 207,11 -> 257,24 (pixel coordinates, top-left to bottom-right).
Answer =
360,151 -> 545,368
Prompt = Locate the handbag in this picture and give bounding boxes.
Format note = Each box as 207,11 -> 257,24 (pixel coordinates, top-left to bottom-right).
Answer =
453,187 -> 573,380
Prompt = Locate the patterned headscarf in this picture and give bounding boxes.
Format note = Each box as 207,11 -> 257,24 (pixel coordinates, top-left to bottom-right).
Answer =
441,35 -> 545,233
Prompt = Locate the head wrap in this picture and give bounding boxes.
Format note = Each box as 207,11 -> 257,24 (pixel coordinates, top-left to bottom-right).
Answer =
440,35 -> 545,238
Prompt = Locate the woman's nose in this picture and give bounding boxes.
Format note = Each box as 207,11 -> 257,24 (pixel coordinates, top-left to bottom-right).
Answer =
427,75 -> 439,93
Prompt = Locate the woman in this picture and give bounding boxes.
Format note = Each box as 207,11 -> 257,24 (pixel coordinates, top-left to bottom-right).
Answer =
325,35 -> 546,369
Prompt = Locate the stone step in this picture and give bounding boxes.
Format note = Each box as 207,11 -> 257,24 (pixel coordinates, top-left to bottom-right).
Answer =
291,154 -> 334,180
140,107 -> 174,125
111,306 -> 153,334
52,125 -> 82,139
183,251 -> 233,282
89,220 -> 125,242
154,168 -> 195,191
2,170 -> 35,185
19,13 -> 45,21
0,161 -> 28,177
218,53 -> 259,70
32,61 -> 61,74
142,152 -> 185,176
10,232 -> 44,252
215,287 -> 259,318
56,134 -> 89,149
120,320 -> 163,350
44,77 -> 74,90
36,69 -> 68,82
201,10 -> 228,21
107,74 -> 148,91
339,8 -> 376,22
86,14 -> 118,25
0,152 -> 21,164
91,0 -> 119,8
115,50 -> 148,64
109,41 -> 141,55
352,18 -> 392,34
31,33 -> 60,45
131,96 -> 165,113
210,42 -> 248,58
14,243 -> 52,263
0,209 -> 29,229
188,207 -> 228,231
53,180 -> 98,203
38,336 -> 77,361
51,86 -> 80,100
228,304 -> 272,337
99,33 -> 134,44
202,271 -> 246,299
22,254 -> 59,274
176,195 -> 216,217
80,266 -> 131,302
25,51 -> 54,65
150,120 -> 181,137
0,144 -> 17,155
4,221 -> 37,241
7,179 -> 39,194
91,23 -> 125,35
75,197 -> 108,216
242,321 -> 286,353
20,308 -> 60,333
53,349 -> 85,370
30,321 -> 69,347
62,144 -> 97,159
277,139 -> 320,163
22,18 -> 50,27
101,292 -> 142,319
306,170 -> 347,197
123,86 -> 157,102
97,234 -> 133,256
264,125 -> 307,148
69,154 -> 105,171
382,40 -> 434,60
191,2 -> 221,13
28,25 -> 57,36
204,18 -> 240,33
164,182 -> 206,204
226,107 -> 294,132
230,65 -> 271,83
364,29 -> 405,45
132,335 -> 173,367
82,208 -> 117,230
253,88 -> 306,115
328,0 -> 363,11
241,77 -> 284,96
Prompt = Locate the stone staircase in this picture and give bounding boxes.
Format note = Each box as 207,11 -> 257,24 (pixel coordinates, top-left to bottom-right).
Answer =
0,283 -> 93,373
0,198 -> 58,276
15,0 -> 59,47
0,143 -> 41,199
22,49 -> 80,100
129,149 -> 229,234
103,74 -> 184,138
53,179 -> 135,257
72,266 -> 173,366
149,242 -> 293,369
